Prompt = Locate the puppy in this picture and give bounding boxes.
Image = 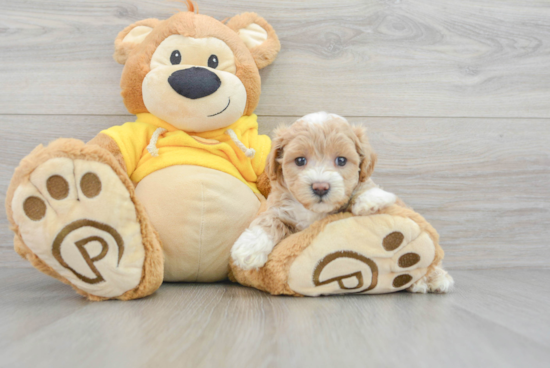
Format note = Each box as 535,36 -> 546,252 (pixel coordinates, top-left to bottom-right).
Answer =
232,112 -> 454,293
232,112 -> 397,264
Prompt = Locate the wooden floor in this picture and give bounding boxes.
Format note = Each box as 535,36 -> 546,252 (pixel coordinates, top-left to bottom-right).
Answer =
0,268 -> 549,368
0,0 -> 549,366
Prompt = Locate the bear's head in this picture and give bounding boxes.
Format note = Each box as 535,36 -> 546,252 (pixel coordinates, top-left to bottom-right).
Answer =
113,2 -> 280,133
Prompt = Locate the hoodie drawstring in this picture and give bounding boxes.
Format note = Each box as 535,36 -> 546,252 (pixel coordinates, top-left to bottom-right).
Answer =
147,127 -> 167,157
147,127 -> 255,159
225,129 -> 255,158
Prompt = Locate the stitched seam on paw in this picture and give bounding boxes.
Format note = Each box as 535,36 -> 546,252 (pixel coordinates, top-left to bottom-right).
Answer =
195,181 -> 205,282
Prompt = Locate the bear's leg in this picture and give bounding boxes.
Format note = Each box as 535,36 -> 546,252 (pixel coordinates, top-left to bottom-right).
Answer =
6,138 -> 164,301
230,204 -> 452,296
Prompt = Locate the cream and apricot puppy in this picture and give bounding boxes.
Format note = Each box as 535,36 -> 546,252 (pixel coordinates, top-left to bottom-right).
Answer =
231,112 -> 397,270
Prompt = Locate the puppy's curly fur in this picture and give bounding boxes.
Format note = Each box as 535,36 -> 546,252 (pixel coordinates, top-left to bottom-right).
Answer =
232,112 -> 397,269
232,112 -> 454,294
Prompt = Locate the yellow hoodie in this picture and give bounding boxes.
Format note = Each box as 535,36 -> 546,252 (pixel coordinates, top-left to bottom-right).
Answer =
101,113 -> 271,194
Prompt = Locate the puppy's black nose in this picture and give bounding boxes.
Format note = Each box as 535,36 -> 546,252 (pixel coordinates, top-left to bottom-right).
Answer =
168,67 -> 221,99
312,182 -> 330,197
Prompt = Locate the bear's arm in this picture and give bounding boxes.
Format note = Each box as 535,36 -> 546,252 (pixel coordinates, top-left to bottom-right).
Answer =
87,133 -> 127,173
256,172 -> 271,198
249,130 -> 272,198
96,122 -> 158,178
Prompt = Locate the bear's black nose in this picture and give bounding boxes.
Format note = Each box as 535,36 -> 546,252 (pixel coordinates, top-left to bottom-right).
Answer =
168,67 -> 221,99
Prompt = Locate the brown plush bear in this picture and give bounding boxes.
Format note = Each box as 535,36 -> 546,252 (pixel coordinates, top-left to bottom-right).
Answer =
5,3 -> 450,300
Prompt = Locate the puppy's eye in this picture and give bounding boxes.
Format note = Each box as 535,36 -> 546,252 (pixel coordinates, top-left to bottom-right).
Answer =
336,157 -> 347,166
208,54 -> 219,69
295,157 -> 307,166
170,50 -> 181,65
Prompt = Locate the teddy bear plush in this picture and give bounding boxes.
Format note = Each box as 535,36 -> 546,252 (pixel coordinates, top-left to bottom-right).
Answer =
5,3 -> 448,300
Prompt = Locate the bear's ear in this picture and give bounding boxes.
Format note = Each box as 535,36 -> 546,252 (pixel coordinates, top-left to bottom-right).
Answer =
114,19 -> 160,65
226,12 -> 281,69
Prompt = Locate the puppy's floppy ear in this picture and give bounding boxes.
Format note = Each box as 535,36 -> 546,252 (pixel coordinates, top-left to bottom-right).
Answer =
114,19 -> 160,65
265,125 -> 290,185
352,125 -> 377,182
226,12 -> 281,69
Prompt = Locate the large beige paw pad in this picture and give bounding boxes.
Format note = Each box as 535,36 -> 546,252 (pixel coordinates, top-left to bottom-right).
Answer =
287,215 -> 436,296
11,158 -> 145,298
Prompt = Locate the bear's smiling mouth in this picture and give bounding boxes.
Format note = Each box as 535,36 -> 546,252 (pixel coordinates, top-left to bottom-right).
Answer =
207,97 -> 231,117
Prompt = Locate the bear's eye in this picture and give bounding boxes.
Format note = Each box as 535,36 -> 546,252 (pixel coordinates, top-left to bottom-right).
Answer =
336,157 -> 347,167
170,50 -> 181,65
208,54 -> 219,69
295,157 -> 307,166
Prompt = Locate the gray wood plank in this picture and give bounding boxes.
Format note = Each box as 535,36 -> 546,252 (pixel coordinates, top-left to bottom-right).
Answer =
1,115 -> 549,270
0,268 -> 549,368
454,269 -> 550,345
1,0 -> 550,117
0,268 -> 89,348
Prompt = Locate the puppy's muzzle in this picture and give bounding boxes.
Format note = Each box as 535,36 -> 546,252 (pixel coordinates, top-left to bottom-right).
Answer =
312,182 -> 330,197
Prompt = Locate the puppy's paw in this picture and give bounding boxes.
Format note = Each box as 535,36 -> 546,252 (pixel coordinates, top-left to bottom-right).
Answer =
231,226 -> 275,271
407,266 -> 454,294
352,188 -> 397,216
